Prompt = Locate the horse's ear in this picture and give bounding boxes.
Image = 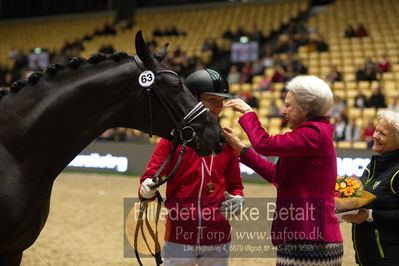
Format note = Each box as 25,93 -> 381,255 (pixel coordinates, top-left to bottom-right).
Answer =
135,30 -> 157,69
153,43 -> 169,62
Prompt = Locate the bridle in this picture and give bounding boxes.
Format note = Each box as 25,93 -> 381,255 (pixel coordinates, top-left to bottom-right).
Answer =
133,56 -> 208,144
133,56 -> 209,266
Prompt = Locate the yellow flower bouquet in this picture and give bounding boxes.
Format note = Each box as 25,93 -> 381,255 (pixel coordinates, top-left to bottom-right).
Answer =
335,176 -> 376,212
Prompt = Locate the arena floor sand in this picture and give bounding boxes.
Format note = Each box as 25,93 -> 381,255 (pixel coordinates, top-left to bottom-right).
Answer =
21,173 -> 356,266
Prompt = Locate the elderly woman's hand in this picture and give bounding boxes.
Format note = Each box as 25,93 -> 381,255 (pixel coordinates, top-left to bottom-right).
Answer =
223,127 -> 246,152
224,99 -> 254,114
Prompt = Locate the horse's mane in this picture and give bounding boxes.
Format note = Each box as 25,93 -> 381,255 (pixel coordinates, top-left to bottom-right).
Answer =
0,51 -> 130,103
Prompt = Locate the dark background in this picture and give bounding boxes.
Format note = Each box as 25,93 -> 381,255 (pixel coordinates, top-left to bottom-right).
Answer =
0,0 -> 224,20
0,0 -> 333,20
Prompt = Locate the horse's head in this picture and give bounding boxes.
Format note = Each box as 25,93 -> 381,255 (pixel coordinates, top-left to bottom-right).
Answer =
131,31 -> 224,156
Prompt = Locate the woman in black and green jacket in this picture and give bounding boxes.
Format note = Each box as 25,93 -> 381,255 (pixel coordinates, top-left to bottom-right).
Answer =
342,110 -> 399,265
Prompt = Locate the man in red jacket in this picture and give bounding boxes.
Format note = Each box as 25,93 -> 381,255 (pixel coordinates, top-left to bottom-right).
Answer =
139,68 -> 244,266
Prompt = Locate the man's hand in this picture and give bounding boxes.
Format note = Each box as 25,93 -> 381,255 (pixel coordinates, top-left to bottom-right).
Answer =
139,178 -> 158,199
221,191 -> 245,218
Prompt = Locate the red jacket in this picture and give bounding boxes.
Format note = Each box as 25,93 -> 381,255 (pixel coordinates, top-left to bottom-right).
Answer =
140,138 -> 244,245
239,112 -> 343,245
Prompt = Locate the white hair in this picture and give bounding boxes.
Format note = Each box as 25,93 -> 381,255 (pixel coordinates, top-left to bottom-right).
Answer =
286,75 -> 333,119
377,110 -> 399,141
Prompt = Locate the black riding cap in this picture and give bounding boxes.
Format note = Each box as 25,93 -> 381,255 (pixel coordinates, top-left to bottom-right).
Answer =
184,68 -> 232,98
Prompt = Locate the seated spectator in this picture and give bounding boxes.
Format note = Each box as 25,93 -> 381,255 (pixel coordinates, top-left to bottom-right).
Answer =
164,24 -> 179,36
153,27 -> 163,37
363,65 -> 377,81
345,118 -> 361,142
270,67 -> 284,83
377,54 -> 390,73
344,24 -> 357,38
356,23 -> 368,37
292,57 -> 308,74
364,56 -> 378,72
201,38 -> 218,54
306,38 -> 317,52
232,26 -> 246,41
355,64 -> 366,81
361,118 -> 376,148
222,27 -> 233,40
296,20 -> 310,34
222,26 -> 233,40
248,24 -> 263,42
283,64 -> 296,82
354,91 -> 368,108
325,65 -> 342,83
285,38 -> 297,53
257,73 -> 272,91
261,46 -> 274,69
388,96 -> 399,112
240,61 -> 253,83
334,115 -> 347,142
252,59 -> 264,77
226,65 -> 241,85
296,32 -> 309,46
368,86 -> 387,108
331,95 -> 346,118
267,98 -> 281,118
316,35 -> 329,52
243,92 -> 259,108
201,38 -> 219,61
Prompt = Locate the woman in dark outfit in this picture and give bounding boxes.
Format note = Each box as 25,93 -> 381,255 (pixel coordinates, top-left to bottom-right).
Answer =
343,110 -> 399,265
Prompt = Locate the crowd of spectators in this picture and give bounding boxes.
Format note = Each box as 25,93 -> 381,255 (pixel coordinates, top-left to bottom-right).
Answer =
222,24 -> 264,43
333,114 -> 375,148
152,25 -> 186,37
274,21 -> 329,54
332,85 -> 388,111
227,52 -> 309,88
1,14 -> 395,149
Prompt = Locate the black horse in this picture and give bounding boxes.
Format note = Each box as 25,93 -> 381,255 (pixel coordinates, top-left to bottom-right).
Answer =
0,31 -> 224,265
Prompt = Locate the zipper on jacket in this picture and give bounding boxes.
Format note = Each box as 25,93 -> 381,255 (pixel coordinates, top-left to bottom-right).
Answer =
374,229 -> 385,259
365,160 -> 376,186
353,224 -> 363,265
196,162 -> 205,245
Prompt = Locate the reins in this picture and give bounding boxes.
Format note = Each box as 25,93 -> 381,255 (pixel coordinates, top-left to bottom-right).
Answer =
132,56 -> 207,265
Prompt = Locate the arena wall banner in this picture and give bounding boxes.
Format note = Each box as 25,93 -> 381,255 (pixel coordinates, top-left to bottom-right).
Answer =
66,142 -> 375,181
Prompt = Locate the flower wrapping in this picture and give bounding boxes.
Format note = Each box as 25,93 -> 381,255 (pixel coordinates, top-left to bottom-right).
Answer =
334,176 -> 376,212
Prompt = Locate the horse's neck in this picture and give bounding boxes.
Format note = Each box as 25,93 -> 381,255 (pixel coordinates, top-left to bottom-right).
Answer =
0,60 -> 145,184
